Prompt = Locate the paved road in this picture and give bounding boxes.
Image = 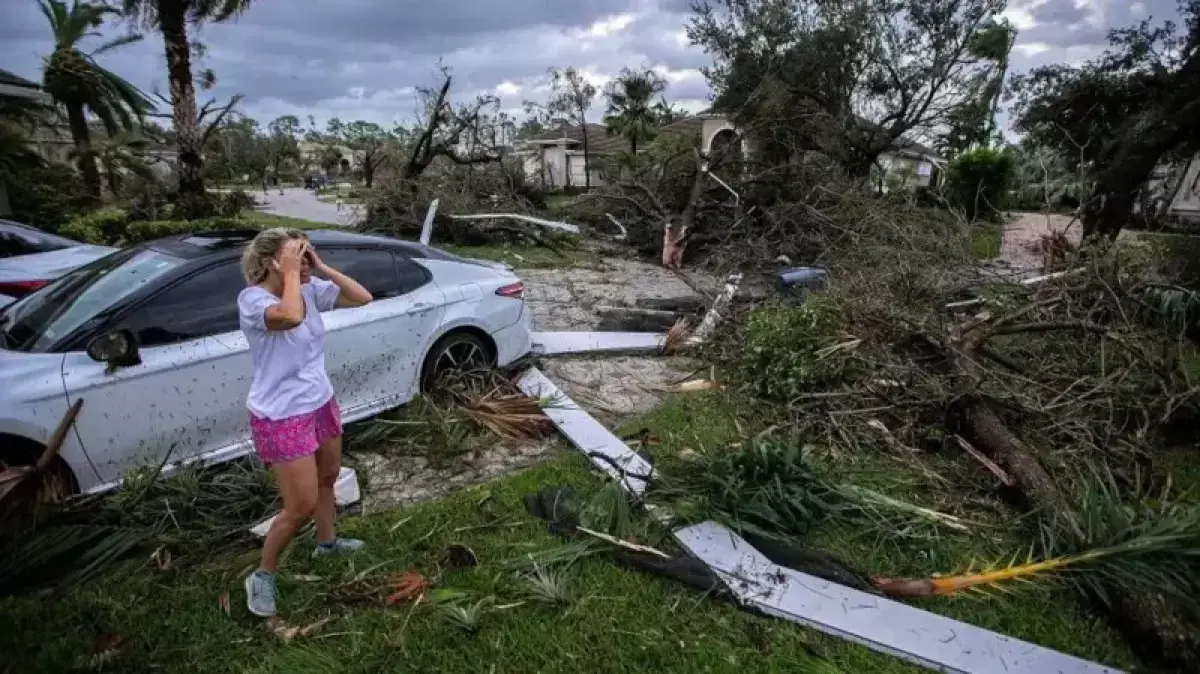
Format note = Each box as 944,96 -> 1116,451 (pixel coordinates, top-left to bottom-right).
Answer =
255,187 -> 364,226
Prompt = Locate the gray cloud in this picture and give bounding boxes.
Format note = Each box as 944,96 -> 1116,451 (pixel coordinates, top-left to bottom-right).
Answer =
0,0 -> 1187,131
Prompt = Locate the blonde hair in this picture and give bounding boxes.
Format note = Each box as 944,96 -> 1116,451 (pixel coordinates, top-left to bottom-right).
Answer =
241,228 -> 308,285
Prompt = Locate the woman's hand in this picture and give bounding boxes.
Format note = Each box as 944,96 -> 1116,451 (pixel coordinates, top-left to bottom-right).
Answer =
273,239 -> 308,276
306,244 -> 329,273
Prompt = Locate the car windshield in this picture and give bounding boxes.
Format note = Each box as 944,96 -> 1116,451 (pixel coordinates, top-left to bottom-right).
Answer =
1,221 -> 80,253
0,248 -> 185,352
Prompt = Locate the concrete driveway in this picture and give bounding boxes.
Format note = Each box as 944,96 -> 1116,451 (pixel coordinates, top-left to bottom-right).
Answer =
256,187 -> 363,226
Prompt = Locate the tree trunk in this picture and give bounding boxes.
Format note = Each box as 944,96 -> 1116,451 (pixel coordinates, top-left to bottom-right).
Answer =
581,118 -> 591,190
662,153 -> 709,269
363,156 -> 374,189
65,103 -> 101,204
160,5 -> 208,216
952,397 -> 1200,671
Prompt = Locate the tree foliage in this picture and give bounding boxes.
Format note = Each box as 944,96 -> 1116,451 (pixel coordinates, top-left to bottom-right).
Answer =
327,118 -> 396,188
545,67 -> 597,188
603,67 -> 667,154
39,0 -> 152,202
119,0 -> 255,216
942,146 -> 1015,221
1010,0 -> 1200,237
688,0 -> 1007,175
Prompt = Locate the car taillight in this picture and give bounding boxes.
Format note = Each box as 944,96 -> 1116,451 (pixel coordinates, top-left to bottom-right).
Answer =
495,282 -> 525,299
0,279 -> 50,297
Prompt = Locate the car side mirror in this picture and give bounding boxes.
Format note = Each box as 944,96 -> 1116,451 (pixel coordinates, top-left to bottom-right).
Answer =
86,329 -> 141,368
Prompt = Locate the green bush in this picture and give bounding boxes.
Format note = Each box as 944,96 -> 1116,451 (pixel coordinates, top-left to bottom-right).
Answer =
1,163 -> 92,231
944,147 -> 1015,221
60,208 -> 131,245
216,189 -> 256,217
124,217 -> 247,243
741,296 -> 853,400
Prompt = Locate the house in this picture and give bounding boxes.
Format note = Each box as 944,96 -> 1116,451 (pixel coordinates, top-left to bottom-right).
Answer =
0,68 -> 52,217
517,112 -> 944,190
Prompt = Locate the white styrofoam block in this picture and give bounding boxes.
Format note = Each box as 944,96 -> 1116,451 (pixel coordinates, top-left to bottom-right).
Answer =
530,331 -> 666,356
249,467 -> 361,538
517,367 -> 654,495
674,522 -> 1121,674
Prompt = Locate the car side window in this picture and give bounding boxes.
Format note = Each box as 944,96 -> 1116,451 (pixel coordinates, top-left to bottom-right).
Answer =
116,261 -> 244,347
0,231 -> 31,257
395,256 -> 431,295
316,248 -> 403,300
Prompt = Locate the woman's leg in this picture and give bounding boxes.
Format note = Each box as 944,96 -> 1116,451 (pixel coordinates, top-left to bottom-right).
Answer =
313,434 -> 342,544
262,455 -> 319,573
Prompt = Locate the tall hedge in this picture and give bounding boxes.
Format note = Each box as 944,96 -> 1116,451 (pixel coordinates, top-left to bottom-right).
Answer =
944,147 -> 1015,221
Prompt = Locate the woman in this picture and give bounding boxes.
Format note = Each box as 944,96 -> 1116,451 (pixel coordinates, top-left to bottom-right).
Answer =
238,228 -> 373,617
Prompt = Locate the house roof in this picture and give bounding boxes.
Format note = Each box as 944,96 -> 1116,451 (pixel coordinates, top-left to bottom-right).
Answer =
0,69 -> 40,90
890,137 -> 942,162
525,123 -> 608,145
552,116 -> 708,155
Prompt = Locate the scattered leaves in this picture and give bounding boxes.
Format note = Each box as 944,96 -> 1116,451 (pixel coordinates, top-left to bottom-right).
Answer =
441,543 -> 478,569
218,591 -> 231,617
385,571 -> 430,605
268,615 -> 333,642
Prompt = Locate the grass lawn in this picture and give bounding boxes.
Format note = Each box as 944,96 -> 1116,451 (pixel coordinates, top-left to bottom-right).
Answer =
445,244 -> 593,270
0,390 -> 1138,673
970,222 -> 1004,259
0,451 -> 910,674
239,211 -> 336,231
317,194 -> 366,205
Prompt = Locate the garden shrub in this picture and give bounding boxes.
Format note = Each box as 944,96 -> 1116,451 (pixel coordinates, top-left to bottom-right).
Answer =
123,217 -> 246,243
60,208 -> 131,245
943,147 -> 1015,221
1,163 -> 92,231
216,189 -> 256,217
741,295 -> 853,400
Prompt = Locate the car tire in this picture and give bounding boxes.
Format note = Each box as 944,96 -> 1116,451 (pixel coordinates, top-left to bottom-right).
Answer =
0,437 -> 79,505
420,331 -> 495,393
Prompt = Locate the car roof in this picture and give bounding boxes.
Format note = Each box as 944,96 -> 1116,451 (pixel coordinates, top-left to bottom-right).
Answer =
143,228 -> 468,263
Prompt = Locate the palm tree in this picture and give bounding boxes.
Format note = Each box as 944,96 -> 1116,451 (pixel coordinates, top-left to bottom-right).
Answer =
120,0 -> 253,215
602,68 -> 667,155
39,0 -> 152,203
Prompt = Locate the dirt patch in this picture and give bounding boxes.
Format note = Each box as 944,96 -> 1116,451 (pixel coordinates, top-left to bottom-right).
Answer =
1000,212 -> 1081,271
521,258 -> 720,331
541,356 -> 701,420
347,440 -> 561,512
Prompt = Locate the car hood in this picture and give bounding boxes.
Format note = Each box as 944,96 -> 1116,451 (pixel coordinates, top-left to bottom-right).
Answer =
0,245 -> 117,281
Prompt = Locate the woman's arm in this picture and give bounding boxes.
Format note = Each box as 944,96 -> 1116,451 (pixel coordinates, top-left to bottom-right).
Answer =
310,247 -> 373,307
264,240 -> 307,329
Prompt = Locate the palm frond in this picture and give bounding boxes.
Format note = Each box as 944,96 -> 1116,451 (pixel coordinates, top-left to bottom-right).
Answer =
875,471 -> 1200,603
438,596 -> 494,633
91,32 -> 143,56
521,565 -> 574,605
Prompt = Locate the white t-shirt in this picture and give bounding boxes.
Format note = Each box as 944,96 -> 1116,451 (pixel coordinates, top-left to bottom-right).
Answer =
238,277 -> 341,421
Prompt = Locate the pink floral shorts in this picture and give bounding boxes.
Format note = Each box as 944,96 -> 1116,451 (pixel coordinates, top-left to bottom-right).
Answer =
249,397 -> 343,465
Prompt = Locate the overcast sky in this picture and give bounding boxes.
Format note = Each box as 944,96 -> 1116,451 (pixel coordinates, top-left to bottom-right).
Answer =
0,0 -> 1184,130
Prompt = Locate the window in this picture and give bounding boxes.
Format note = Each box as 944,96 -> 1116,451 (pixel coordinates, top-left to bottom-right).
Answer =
316,248 -> 404,300
395,257 -> 431,295
0,221 -> 78,257
2,248 -> 185,352
117,262 -> 244,347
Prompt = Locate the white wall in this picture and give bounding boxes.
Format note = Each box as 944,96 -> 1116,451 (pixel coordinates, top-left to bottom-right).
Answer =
566,153 -> 606,188
1169,155 -> 1200,217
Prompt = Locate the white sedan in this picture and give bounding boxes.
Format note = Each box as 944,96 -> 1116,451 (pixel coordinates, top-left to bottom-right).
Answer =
0,228 -> 532,494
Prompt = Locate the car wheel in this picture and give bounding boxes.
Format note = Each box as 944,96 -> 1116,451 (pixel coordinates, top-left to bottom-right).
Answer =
421,332 -> 495,392
0,439 -> 79,506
